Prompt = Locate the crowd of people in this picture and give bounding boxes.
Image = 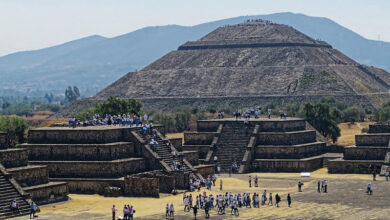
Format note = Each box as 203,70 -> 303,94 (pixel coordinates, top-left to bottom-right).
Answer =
231,107 -> 287,120
68,113 -> 153,128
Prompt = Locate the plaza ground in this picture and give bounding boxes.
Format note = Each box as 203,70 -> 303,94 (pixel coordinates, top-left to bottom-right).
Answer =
14,168 -> 390,220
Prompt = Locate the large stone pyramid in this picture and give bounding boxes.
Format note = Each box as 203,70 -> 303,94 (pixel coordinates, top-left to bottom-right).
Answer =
65,20 -> 390,115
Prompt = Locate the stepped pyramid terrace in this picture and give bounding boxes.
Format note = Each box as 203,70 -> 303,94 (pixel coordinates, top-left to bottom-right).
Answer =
328,123 -> 390,175
183,117 -> 341,173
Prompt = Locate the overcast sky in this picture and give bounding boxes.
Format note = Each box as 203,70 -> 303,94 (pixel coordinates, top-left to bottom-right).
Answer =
0,0 -> 389,56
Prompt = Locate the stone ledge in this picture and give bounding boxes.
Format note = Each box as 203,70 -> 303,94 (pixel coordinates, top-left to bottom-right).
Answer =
23,181 -> 69,204
328,158 -> 383,174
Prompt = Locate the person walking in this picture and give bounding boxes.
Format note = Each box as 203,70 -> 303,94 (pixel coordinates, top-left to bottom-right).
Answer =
112,205 -> 117,220
275,193 -> 281,207
205,202 -> 210,218
317,180 -> 321,193
249,175 -> 252,188
220,179 -> 223,191
298,181 -> 304,192
287,194 -> 292,207
169,204 -> 175,218
29,202 -> 36,219
268,192 -> 273,205
192,205 -> 198,219
165,204 -> 169,218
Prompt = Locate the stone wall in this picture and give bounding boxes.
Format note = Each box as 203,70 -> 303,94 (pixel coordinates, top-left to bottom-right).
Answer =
124,176 -> 159,197
0,132 -> 7,149
184,132 -> 216,145
182,151 -> 199,165
368,124 -> 390,133
197,121 -> 220,132
30,158 -> 146,178
355,134 -> 390,146
24,142 -> 134,161
24,182 -> 68,205
194,164 -> 215,177
257,130 -> 316,145
0,148 -> 28,168
328,159 -> 383,174
133,171 -> 175,193
344,146 -> 387,160
257,120 -> 306,132
182,145 -> 210,159
53,178 -> 125,194
169,138 -> 183,151
8,165 -> 48,186
255,142 -> 325,159
253,156 -> 323,172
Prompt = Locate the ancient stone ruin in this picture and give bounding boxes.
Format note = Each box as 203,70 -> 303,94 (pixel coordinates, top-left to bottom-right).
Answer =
328,123 -> 390,174
60,19 -> 390,117
183,118 -> 340,173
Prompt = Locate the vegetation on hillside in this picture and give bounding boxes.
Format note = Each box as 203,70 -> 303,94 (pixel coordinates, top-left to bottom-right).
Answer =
0,116 -> 29,147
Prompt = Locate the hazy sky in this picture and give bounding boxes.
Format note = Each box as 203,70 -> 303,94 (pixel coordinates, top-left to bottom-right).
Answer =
0,0 -> 389,56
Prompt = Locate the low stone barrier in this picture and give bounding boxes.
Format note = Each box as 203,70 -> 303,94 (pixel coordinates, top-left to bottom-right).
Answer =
124,176 -> 159,197
0,148 -> 28,168
184,132 -> 216,145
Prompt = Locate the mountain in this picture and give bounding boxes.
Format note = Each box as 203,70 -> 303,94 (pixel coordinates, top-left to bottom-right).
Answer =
1,12 -> 390,97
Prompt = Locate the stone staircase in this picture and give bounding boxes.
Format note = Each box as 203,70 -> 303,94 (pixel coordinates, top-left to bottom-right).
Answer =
214,122 -> 253,172
134,128 -> 190,172
0,168 -> 30,219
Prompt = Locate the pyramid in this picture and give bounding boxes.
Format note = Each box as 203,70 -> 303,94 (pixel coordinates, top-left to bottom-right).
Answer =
65,20 -> 390,115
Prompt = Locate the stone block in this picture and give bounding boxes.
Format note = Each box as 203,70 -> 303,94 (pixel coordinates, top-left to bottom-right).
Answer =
257,130 -> 316,145
30,158 -> 146,178
182,145 -> 210,159
24,142 -> 134,161
124,176 -> 159,197
253,155 -> 323,172
343,146 -> 387,160
355,134 -> 390,146
7,165 -> 49,186
328,158 -> 383,174
255,142 -> 325,159
0,148 -> 28,168
184,132 -> 216,145
182,151 -> 199,165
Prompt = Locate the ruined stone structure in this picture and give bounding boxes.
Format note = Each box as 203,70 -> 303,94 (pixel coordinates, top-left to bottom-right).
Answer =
183,118 -> 338,173
13,125 -> 211,199
58,20 -> 390,117
328,123 -> 390,174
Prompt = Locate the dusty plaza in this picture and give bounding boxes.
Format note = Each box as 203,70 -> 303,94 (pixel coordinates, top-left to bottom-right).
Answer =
15,170 -> 390,220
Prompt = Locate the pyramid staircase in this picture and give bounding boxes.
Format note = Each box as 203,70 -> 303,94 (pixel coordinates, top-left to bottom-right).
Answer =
0,164 -> 30,219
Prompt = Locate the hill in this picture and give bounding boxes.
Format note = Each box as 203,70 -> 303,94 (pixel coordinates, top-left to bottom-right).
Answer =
1,12 -> 390,96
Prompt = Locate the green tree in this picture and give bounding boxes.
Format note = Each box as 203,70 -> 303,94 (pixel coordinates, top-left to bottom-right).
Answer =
378,106 -> 390,122
0,116 -> 29,146
65,86 -> 81,102
303,103 -> 341,143
94,97 -> 142,116
342,106 -> 365,122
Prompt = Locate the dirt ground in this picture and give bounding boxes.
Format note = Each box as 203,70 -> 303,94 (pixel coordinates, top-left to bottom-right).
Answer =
336,122 -> 374,146
14,168 -> 390,220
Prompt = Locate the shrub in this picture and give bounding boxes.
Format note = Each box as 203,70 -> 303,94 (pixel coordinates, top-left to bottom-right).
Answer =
0,116 -> 29,146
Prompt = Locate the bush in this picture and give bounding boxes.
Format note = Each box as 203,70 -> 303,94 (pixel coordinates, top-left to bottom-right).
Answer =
0,116 -> 29,146
342,106 -> 365,122
378,106 -> 390,122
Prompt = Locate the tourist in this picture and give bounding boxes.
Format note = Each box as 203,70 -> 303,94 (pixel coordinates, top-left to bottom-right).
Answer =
165,204 -> 169,218
217,165 -> 221,175
213,155 -> 218,163
254,175 -> 258,187
267,108 -> 272,119
268,192 -> 273,205
129,205 -> 135,220
204,201 -> 210,218
298,181 -> 304,192
10,200 -> 20,213
169,204 -> 174,218
220,179 -> 223,191
386,167 -> 390,181
372,169 -> 377,181
184,196 -> 190,212
29,202 -> 36,219
324,180 -> 328,193
275,193 -> 281,207
248,175 -> 252,187
192,204 -> 198,219
366,183 -> 373,195
112,205 -> 117,220
261,190 -> 266,205
123,205 -> 128,219
287,194 -> 292,207
318,180 -> 321,193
